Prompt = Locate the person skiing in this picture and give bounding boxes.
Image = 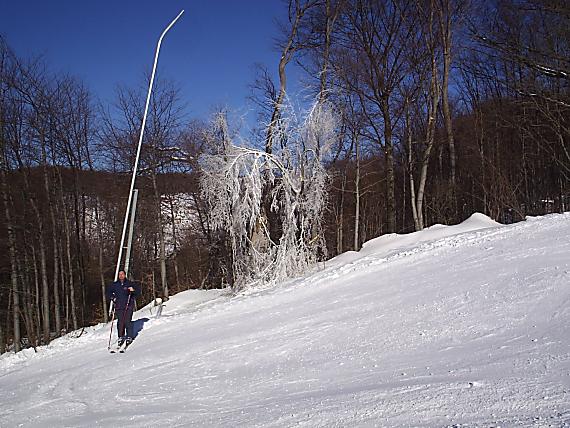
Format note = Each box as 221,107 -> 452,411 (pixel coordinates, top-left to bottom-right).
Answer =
107,270 -> 141,347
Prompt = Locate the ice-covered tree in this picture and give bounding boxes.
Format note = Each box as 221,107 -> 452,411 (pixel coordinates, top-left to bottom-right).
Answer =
200,99 -> 337,290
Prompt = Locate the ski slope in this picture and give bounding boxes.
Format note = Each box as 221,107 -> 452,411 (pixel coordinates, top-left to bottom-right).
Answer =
1,213 -> 569,427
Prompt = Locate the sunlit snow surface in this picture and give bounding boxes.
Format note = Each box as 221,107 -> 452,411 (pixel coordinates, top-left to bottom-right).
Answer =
1,213 -> 569,427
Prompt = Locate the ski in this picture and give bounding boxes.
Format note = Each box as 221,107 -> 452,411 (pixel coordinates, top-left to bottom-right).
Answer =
119,340 -> 132,353
109,339 -> 126,353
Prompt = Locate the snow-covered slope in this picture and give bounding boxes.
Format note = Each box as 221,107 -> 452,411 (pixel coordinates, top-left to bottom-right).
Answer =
1,213 -> 569,427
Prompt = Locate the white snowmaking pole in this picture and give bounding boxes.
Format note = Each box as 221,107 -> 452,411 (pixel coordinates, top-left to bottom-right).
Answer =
114,9 -> 184,281
123,188 -> 139,278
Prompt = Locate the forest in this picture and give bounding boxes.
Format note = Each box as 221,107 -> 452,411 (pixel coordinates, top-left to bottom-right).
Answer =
0,0 -> 568,353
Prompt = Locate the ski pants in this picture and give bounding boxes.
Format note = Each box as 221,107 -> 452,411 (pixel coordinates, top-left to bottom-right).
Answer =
116,306 -> 134,339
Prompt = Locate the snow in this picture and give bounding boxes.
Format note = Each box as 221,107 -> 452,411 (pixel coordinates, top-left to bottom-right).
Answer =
1,213 -> 570,427
327,212 -> 501,267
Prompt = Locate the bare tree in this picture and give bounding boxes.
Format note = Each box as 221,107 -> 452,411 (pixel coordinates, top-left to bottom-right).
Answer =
333,0 -> 417,233
266,0 -> 321,154
437,0 -> 466,188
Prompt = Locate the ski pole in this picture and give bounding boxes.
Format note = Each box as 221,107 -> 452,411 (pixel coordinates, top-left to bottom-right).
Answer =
120,293 -> 132,340
107,300 -> 116,350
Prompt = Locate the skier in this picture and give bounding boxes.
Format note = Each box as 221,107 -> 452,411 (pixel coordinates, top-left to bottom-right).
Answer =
107,270 -> 141,348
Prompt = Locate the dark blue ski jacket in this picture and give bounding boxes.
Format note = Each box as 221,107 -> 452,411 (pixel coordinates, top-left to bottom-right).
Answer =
107,279 -> 141,310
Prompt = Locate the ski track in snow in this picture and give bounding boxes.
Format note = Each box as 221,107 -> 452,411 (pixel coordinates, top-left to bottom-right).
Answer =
1,213 -> 570,427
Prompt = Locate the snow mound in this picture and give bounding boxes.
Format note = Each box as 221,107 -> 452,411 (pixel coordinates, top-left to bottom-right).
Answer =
139,288 -> 227,316
329,212 -> 501,268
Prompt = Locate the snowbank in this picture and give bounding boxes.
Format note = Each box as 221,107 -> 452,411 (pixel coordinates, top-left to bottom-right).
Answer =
328,212 -> 501,268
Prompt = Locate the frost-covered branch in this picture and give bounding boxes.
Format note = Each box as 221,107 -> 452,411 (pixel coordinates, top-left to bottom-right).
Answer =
200,100 -> 337,290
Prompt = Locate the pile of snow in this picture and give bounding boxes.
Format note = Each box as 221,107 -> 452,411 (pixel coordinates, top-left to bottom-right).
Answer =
1,213 -> 569,427
328,212 -> 501,267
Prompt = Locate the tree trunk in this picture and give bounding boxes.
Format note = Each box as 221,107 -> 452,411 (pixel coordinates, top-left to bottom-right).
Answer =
95,197 -> 108,323
64,212 -> 78,331
51,221 -> 61,336
28,247 -> 40,346
71,175 -> 86,325
169,197 -> 180,289
316,0 -> 339,156
152,170 -> 168,299
0,322 -> 4,354
21,249 -> 37,348
439,0 -> 456,187
416,16 -> 440,230
354,132 -> 361,251
337,172 -> 346,254
382,100 -> 396,233
59,246 -> 69,333
266,0 -> 313,154
56,167 -> 79,331
42,140 -> 61,336
37,220 -> 51,343
478,109 -> 486,214
406,100 -> 421,231
319,0 -> 336,101
1,166 -> 21,352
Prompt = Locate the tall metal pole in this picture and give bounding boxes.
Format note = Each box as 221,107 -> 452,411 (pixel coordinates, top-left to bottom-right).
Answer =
123,189 -> 139,278
114,10 -> 184,281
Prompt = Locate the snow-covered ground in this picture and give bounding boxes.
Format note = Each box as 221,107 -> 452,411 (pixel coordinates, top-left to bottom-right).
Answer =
1,213 -> 569,427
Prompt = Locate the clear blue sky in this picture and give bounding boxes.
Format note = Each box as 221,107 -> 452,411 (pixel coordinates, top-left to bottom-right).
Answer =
0,0 -> 301,123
